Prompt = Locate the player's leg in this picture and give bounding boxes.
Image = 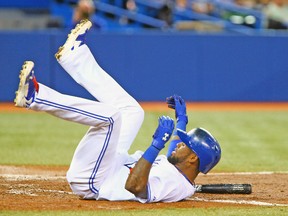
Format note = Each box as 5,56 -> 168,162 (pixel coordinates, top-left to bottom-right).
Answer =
14,61 -> 122,199
15,61 -> 119,127
55,19 -> 144,153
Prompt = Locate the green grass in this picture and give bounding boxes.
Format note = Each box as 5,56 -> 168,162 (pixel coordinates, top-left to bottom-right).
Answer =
1,110 -> 288,172
1,207 -> 288,216
0,112 -> 86,165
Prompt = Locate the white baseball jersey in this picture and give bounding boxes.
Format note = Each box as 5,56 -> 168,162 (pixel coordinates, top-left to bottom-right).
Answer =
29,42 -> 195,203
98,151 -> 196,202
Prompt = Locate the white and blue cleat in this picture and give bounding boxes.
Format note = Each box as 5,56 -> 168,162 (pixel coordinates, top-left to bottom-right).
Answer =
14,61 -> 36,108
55,19 -> 92,61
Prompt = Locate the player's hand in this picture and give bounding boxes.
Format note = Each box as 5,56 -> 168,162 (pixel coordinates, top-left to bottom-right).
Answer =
166,94 -> 188,124
151,116 -> 175,150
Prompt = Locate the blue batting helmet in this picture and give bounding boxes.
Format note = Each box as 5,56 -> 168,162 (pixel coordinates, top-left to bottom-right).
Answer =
177,128 -> 221,174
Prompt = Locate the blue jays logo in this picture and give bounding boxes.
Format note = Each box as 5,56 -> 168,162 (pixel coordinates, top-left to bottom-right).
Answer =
124,162 -> 136,172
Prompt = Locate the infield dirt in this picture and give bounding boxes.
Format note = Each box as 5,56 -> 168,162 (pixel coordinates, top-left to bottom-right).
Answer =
0,165 -> 287,211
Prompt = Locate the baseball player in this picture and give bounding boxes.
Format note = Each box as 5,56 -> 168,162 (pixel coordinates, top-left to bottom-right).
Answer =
14,19 -> 221,203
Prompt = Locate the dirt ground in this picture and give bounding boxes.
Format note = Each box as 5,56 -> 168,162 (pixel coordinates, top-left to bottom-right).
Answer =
0,165 -> 287,211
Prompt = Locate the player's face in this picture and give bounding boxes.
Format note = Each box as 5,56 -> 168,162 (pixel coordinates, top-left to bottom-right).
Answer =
168,142 -> 193,165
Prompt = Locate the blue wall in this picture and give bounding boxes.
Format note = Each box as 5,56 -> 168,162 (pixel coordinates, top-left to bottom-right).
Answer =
0,0 -> 50,8
1,30 -> 288,102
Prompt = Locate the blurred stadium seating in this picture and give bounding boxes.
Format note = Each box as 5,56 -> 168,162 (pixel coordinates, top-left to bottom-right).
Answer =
1,1 -> 288,103
0,0 -> 286,33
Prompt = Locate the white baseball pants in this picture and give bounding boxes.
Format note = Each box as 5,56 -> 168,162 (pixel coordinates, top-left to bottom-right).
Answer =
30,44 -> 144,199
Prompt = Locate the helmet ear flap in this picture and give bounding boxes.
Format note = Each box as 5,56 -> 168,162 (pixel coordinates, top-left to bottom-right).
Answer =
177,129 -> 190,144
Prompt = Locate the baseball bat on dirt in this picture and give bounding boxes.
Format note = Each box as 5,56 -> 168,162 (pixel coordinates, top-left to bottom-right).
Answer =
195,184 -> 252,194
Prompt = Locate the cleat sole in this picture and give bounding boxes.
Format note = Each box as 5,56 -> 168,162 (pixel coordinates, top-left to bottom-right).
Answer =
14,61 -> 34,107
55,19 -> 92,61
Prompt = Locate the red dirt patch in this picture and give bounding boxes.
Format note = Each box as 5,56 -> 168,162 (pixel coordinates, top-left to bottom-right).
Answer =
0,165 -> 287,211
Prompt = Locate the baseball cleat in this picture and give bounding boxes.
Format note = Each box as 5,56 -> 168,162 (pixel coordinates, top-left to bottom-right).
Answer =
55,19 -> 92,61
14,61 -> 36,108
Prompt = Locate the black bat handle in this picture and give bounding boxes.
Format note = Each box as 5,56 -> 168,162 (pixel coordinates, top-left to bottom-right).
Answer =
196,184 -> 252,194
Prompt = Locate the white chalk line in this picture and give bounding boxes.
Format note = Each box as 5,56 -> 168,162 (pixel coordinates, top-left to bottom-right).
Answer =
4,181 -> 74,197
187,197 -> 288,207
1,171 -> 287,181
1,174 -> 66,181
8,188 -> 74,196
208,171 -> 288,176
2,174 -> 70,196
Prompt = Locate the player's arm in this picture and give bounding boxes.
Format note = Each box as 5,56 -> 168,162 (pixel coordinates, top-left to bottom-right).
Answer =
166,95 -> 188,157
124,157 -> 152,199
125,116 -> 174,199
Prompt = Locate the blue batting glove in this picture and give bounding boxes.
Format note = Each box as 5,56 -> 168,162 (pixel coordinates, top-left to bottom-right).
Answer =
151,116 -> 175,150
166,94 -> 188,124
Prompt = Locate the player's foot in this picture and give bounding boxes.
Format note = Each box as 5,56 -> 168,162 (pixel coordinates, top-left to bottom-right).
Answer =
55,19 -> 92,61
14,61 -> 38,108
